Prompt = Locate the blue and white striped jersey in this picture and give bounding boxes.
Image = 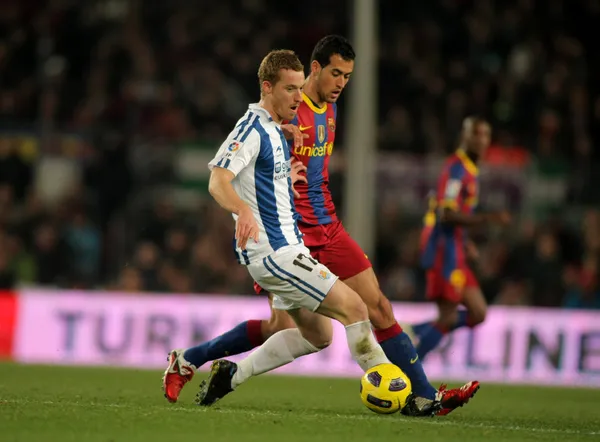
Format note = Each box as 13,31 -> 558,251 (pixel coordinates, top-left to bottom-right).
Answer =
209,104 -> 303,264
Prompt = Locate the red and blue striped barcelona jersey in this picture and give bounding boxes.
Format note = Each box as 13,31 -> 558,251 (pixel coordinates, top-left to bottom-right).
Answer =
420,149 -> 479,271
287,93 -> 338,226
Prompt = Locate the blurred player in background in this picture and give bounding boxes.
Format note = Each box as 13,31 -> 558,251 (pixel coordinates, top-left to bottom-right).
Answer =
408,117 -> 511,365
167,48 -> 402,408
164,36 -> 479,416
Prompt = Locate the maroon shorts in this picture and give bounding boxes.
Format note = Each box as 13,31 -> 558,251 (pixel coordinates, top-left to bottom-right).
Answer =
253,220 -> 372,295
425,264 -> 479,304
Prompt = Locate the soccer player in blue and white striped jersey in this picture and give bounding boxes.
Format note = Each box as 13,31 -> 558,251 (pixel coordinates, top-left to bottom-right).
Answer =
208,103 -> 303,264
163,50 -> 420,411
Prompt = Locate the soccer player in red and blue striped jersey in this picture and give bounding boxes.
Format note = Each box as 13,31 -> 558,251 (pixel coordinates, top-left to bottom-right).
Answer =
165,37 -> 481,416
411,118 -> 511,371
286,89 -> 338,226
280,70 -> 373,282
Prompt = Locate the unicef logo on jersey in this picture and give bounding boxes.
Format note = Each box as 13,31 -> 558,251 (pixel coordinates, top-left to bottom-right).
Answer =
274,160 -> 292,181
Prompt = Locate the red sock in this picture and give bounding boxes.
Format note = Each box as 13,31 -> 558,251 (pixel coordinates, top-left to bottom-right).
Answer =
246,319 -> 265,347
373,322 -> 403,343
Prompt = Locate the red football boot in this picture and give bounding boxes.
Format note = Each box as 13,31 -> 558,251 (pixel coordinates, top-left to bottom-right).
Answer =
436,381 -> 480,416
162,349 -> 196,403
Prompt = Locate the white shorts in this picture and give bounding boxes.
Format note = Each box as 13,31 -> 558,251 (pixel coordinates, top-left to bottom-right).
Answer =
248,244 -> 339,311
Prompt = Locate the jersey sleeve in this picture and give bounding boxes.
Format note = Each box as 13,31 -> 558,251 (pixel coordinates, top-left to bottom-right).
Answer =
209,129 -> 260,177
436,161 -> 466,211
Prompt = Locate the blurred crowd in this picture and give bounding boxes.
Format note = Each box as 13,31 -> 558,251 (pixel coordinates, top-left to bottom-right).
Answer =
0,0 -> 599,308
379,0 -> 600,159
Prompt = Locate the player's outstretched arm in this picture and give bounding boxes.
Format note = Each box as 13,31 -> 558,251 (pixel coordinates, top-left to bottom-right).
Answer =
440,208 -> 511,226
209,168 -> 259,249
281,124 -> 308,148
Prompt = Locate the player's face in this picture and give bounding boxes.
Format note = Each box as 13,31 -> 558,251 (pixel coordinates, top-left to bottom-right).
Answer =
465,122 -> 491,158
265,69 -> 305,122
313,54 -> 354,103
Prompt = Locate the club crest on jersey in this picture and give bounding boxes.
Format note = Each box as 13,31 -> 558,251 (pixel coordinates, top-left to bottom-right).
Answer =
445,180 -> 461,199
328,117 -> 335,132
318,269 -> 331,280
228,141 -> 242,152
318,125 -> 326,143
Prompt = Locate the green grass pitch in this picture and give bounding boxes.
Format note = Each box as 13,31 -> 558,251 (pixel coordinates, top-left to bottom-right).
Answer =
0,363 -> 598,442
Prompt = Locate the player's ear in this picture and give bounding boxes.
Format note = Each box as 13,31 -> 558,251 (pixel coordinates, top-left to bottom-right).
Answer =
261,80 -> 273,95
310,60 -> 322,75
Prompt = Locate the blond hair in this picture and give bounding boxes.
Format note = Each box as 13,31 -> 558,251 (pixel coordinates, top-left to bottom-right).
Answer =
258,50 -> 304,93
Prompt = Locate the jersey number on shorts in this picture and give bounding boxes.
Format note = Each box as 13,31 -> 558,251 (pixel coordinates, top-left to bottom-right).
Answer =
293,253 -> 318,272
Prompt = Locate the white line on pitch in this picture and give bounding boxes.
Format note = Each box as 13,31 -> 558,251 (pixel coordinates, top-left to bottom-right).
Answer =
3,399 -> 598,437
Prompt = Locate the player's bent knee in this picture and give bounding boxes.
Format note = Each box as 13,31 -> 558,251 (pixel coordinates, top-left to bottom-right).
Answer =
335,283 -> 369,324
304,336 -> 331,350
463,287 -> 487,326
290,308 -> 333,350
344,294 -> 369,324
317,280 -> 369,325
468,306 -> 487,326
298,326 -> 332,350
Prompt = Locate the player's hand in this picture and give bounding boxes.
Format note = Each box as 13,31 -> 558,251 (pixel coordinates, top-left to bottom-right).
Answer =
290,158 -> 307,198
235,205 -> 259,250
281,124 -> 308,149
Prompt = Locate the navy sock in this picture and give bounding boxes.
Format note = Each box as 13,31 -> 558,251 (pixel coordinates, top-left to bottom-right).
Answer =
453,310 -> 469,330
416,325 -> 444,360
375,323 -> 437,400
412,321 -> 433,338
417,310 -> 470,359
183,320 -> 263,368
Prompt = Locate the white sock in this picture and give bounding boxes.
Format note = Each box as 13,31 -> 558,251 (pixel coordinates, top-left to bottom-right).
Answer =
231,328 -> 319,389
345,320 -> 390,371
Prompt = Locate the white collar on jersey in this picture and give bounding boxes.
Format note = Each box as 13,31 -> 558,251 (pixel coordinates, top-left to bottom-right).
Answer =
248,103 -> 273,121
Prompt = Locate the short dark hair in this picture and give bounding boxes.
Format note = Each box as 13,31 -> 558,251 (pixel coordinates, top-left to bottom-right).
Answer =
462,115 -> 491,132
310,35 -> 355,68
